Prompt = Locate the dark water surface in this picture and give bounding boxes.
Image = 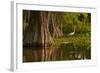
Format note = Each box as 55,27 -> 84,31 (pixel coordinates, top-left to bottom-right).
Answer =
23,43 -> 91,62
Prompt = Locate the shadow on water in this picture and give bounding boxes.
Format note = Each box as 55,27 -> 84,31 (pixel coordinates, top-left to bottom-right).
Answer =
23,43 -> 91,62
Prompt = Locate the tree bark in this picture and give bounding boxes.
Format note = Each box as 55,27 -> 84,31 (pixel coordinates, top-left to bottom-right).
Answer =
49,13 -> 63,38
23,11 -> 53,47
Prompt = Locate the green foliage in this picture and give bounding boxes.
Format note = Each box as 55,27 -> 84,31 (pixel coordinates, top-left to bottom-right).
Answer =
51,12 -> 91,35
52,12 -> 91,60
53,32 -> 91,59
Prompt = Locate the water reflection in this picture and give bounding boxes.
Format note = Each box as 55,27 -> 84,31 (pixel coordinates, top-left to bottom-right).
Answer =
23,43 -> 91,62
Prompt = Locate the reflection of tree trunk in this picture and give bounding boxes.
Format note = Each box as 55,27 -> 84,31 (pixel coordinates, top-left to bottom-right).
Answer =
42,47 -> 59,61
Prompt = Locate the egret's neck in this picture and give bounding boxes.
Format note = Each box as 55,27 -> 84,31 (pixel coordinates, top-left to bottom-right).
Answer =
74,26 -> 75,32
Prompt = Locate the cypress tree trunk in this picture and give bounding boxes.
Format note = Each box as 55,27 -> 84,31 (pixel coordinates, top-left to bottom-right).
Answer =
23,11 -> 64,61
23,11 -> 53,47
49,13 -> 63,38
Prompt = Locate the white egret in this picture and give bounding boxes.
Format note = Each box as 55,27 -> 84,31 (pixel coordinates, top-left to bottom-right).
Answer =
68,26 -> 76,36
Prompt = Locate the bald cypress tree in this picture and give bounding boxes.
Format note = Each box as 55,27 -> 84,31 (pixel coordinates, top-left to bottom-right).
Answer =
23,11 -> 53,47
